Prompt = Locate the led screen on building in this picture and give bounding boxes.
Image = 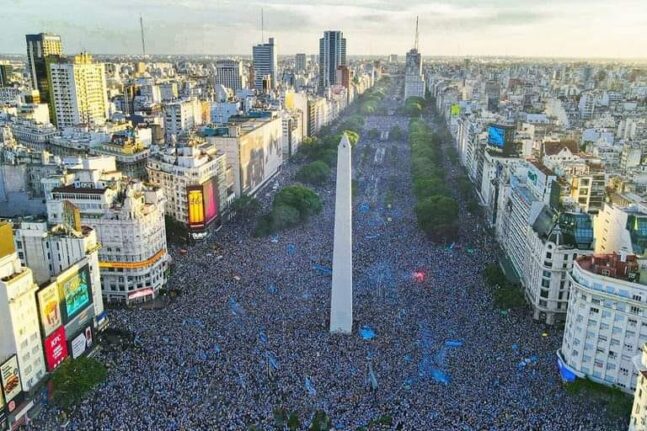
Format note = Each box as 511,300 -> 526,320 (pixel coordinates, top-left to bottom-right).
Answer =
187,179 -> 220,230
37,283 -> 62,337
44,326 -> 68,371
450,104 -> 461,117
487,124 -> 515,153
0,355 -> 23,410
58,265 -> 92,323
69,326 -> 94,359
202,178 -> 219,226
187,185 -> 205,228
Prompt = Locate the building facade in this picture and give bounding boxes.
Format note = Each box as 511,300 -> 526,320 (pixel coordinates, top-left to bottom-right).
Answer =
252,38 -> 277,92
319,31 -> 347,94
48,53 -> 109,128
559,253 -> 647,394
26,33 -> 63,104
215,60 -> 245,92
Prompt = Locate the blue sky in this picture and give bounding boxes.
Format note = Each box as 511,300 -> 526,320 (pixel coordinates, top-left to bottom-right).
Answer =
2,0 -> 646,58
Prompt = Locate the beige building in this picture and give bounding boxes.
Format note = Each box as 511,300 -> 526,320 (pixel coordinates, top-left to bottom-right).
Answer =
48,53 -> 109,128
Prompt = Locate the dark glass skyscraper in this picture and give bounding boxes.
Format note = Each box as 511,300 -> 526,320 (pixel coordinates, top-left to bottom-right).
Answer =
318,31 -> 346,94
26,33 -> 63,103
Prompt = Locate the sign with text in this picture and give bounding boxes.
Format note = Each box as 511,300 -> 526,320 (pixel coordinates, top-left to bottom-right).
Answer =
44,326 -> 68,371
37,283 -> 62,337
0,355 -> 23,411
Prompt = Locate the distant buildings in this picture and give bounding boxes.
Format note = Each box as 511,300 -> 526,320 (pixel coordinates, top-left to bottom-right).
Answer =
319,31 -> 347,94
630,344 -> 647,430
252,38 -> 277,92
26,32 -> 63,103
295,53 -> 307,73
215,60 -> 245,92
404,18 -> 425,100
48,53 -> 109,128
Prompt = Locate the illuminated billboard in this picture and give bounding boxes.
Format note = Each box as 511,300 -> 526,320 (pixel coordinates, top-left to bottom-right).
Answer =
202,178 -> 219,226
187,186 -> 205,228
187,178 -> 220,230
0,387 -> 5,429
487,124 -> 515,153
44,326 -> 68,371
450,104 -> 461,117
58,265 -> 92,323
0,355 -> 23,412
37,283 -> 62,337
70,326 -> 94,359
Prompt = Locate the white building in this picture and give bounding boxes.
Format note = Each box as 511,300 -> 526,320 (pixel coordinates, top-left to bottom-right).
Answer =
595,203 -> 647,257
559,253 -> 647,394
13,219 -> 104,324
147,135 -> 233,237
630,343 -> 647,430
0,223 -> 46,392
48,53 -> 109,128
45,159 -> 170,303
163,98 -> 201,140
404,48 -> 425,100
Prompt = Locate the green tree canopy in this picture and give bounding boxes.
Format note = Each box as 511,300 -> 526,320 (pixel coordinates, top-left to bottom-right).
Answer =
51,357 -> 107,409
230,194 -> 261,220
273,185 -> 323,222
296,161 -> 331,185
414,194 -> 459,241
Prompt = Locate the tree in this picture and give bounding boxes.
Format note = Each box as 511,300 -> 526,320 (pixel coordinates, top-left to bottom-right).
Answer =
51,357 -> 107,408
368,128 -> 380,140
296,161 -> 331,185
287,412 -> 301,430
271,205 -> 301,231
413,177 -> 450,199
414,195 -> 459,241
273,185 -> 322,221
404,97 -> 425,117
230,194 -> 261,220
309,410 -> 332,431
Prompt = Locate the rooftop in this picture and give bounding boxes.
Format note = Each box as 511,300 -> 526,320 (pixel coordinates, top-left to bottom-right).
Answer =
576,253 -> 642,284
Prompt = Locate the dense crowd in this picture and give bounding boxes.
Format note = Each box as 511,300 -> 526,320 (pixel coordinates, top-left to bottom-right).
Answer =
32,85 -> 627,430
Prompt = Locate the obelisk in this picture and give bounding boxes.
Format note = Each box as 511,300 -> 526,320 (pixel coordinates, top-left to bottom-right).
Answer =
330,133 -> 353,334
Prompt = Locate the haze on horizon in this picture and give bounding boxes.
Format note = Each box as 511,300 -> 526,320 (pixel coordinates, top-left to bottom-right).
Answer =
2,0 -> 647,59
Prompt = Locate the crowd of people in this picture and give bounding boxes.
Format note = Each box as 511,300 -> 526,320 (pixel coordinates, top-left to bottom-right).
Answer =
32,81 -> 627,430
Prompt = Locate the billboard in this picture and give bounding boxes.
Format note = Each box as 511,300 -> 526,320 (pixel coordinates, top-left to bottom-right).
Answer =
37,283 -> 62,337
187,186 -> 205,228
202,178 -> 219,226
187,178 -> 220,230
487,124 -> 515,152
58,265 -> 92,323
450,104 -> 461,117
44,326 -> 68,371
0,355 -> 23,412
69,326 -> 94,359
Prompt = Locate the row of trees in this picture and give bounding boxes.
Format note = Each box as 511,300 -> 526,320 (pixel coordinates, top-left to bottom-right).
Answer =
409,118 -> 460,242
403,96 -> 426,117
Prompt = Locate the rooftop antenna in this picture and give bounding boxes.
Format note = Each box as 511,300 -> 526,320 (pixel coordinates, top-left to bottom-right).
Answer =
140,14 -> 147,58
261,8 -> 265,43
414,16 -> 419,51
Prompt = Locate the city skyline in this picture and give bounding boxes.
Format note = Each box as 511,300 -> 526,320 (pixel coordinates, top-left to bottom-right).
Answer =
1,0 -> 646,59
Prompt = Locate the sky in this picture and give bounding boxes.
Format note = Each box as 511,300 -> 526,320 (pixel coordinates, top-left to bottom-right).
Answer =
2,0 -> 647,58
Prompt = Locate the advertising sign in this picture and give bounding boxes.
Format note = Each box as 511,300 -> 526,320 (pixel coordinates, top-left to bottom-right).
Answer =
37,283 -> 62,337
0,355 -> 23,410
487,124 -> 515,154
0,386 -> 5,427
44,326 -> 68,371
202,178 -> 219,226
187,186 -> 205,228
70,326 -> 94,359
450,104 -> 461,117
58,265 -> 92,323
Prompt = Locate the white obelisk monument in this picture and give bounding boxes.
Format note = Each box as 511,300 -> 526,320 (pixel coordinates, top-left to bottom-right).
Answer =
330,133 -> 353,334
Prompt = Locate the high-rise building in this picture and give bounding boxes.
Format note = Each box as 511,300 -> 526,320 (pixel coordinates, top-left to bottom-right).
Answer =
26,33 -> 63,103
0,223 -> 47,393
319,31 -> 347,94
295,53 -> 307,73
215,60 -> 245,92
404,18 -> 426,100
252,38 -> 277,92
0,64 -> 13,87
48,53 -> 109,128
